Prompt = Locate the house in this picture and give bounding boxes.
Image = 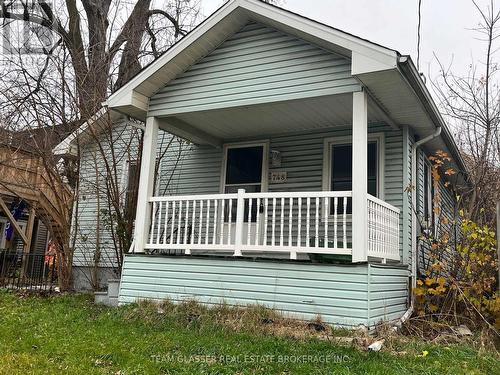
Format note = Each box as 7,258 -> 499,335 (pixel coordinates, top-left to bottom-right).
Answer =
0,125 -> 73,287
58,0 -> 466,327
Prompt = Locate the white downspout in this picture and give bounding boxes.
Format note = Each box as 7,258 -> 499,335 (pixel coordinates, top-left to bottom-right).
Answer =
401,125 -> 442,324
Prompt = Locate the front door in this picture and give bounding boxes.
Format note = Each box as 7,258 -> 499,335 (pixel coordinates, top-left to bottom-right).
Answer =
222,143 -> 267,245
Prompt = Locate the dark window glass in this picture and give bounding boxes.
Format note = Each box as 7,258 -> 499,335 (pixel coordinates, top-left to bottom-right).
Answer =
224,146 -> 264,223
423,162 -> 434,226
125,161 -> 140,221
330,142 -> 378,214
224,185 -> 261,223
225,146 -> 263,184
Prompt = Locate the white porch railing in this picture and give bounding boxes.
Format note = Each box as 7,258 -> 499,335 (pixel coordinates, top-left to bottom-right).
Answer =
145,190 -> 400,262
367,194 -> 400,261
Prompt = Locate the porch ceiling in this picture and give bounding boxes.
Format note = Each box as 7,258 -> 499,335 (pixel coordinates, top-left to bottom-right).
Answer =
157,93 -> 387,144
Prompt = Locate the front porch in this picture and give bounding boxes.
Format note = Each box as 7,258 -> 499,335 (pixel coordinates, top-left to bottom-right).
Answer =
133,89 -> 406,265
146,190 -> 400,262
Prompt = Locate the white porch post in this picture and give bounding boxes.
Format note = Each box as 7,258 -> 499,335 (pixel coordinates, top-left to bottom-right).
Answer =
133,116 -> 159,253
233,188 -> 245,257
352,90 -> 368,262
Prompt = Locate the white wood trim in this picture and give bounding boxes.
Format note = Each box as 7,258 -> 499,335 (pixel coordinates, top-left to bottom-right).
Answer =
157,117 -> 222,147
133,116 -> 159,253
352,91 -> 368,262
146,190 -> 400,260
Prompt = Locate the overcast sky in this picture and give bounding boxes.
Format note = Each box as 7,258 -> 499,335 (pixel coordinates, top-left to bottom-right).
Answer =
201,0 -> 494,83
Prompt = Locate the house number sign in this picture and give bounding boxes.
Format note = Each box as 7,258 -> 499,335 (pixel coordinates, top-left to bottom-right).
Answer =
270,171 -> 287,184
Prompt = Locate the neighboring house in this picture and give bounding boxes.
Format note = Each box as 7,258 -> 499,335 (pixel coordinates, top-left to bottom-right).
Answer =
58,0 -> 467,327
0,125 -> 73,284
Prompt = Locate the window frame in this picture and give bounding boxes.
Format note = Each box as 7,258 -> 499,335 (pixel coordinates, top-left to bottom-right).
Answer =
422,156 -> 436,232
322,133 -> 385,201
220,140 -> 270,194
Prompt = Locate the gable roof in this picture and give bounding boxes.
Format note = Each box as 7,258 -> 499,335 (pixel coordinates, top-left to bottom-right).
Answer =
52,108 -> 128,156
106,0 -> 399,120
103,0 -> 466,177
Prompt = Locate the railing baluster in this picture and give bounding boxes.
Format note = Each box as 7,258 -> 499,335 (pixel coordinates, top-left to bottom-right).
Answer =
263,198 -> 268,246
163,201 -> 169,244
176,200 -> 183,244
213,199 -> 218,244
198,200 -> 203,245
156,201 -> 162,244
170,200 -> 176,245
333,196 -> 338,249
227,198 -> 232,245
247,197 -> 252,245
343,196 -> 347,249
297,197 -> 302,247
289,197 -> 296,260
191,200 -> 196,245
255,198 -> 261,246
183,200 -> 189,244
220,199 -> 225,245
205,200 -> 210,245
150,201 -> 156,244
280,197 -> 284,246
306,197 -> 310,247
288,197 -> 293,246
324,197 -> 328,248
315,197 -> 319,248
271,197 -> 276,246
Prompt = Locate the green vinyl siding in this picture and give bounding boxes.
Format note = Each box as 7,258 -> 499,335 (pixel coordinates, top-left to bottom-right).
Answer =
73,121 -> 142,268
415,148 -> 458,274
149,22 -> 360,117
368,264 -> 409,326
73,124 -> 189,268
119,254 -> 409,327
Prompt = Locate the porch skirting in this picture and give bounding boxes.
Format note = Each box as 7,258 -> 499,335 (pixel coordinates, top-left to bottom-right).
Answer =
118,254 -> 409,328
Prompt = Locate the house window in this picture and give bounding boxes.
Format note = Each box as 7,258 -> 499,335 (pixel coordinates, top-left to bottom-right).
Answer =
124,160 -> 140,221
324,136 -> 383,214
223,145 -> 265,222
423,159 -> 434,228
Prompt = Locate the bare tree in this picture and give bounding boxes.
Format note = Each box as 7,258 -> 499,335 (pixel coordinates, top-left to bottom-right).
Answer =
432,0 -> 500,224
0,0 -> 201,121
0,0 -> 201,289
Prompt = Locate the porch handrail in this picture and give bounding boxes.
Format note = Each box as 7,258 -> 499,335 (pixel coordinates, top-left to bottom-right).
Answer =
367,194 -> 400,261
146,190 -> 353,259
145,191 -> 400,262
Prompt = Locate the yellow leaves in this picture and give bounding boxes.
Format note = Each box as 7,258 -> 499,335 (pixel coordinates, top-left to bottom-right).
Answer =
425,278 -> 435,286
417,350 -> 429,358
431,262 -> 443,271
444,168 -> 456,176
435,285 -> 446,294
417,279 -> 424,286
437,277 -> 446,287
414,287 -> 425,296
